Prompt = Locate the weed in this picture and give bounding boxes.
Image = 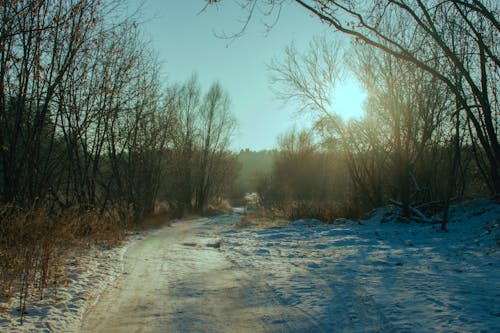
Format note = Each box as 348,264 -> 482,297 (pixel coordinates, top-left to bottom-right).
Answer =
0,203 -> 127,323
284,200 -> 359,223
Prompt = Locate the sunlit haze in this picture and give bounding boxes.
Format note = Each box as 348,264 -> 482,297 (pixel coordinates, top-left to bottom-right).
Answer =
125,0 -> 367,151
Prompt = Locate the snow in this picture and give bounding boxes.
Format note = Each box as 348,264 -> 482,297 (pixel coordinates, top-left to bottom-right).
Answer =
0,231 -> 155,332
222,199 -> 500,332
0,199 -> 498,332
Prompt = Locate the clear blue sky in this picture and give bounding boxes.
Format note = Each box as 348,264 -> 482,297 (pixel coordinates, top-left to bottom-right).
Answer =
125,0 -> 366,151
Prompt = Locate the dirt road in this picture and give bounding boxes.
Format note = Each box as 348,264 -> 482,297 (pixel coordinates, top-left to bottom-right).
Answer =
81,215 -> 320,333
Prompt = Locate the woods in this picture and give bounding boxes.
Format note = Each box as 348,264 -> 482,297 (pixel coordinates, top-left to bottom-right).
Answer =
259,37 -> 492,225
0,0 -> 237,316
0,1 -> 237,216
291,0 -> 499,199
215,0 -> 499,228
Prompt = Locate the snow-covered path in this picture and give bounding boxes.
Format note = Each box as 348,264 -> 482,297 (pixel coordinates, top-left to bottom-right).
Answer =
2,199 -> 497,332
80,200 -> 500,332
81,216 -> 321,332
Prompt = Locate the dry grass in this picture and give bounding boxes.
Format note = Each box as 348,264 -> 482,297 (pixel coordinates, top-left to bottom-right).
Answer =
0,198 -> 178,324
236,208 -> 289,229
136,214 -> 171,230
237,200 -> 360,229
283,200 -> 360,223
0,203 -> 127,323
204,199 -> 234,216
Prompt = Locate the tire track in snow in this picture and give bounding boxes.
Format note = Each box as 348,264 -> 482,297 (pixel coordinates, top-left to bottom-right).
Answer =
221,222 -> 397,333
81,215 -> 320,332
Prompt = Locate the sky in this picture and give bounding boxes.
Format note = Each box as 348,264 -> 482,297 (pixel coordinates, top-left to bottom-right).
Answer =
125,0 -> 367,151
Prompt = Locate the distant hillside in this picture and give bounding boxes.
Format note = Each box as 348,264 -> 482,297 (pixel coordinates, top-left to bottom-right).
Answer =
236,149 -> 276,194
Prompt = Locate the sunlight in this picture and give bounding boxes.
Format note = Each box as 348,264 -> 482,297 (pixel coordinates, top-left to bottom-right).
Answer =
332,77 -> 367,121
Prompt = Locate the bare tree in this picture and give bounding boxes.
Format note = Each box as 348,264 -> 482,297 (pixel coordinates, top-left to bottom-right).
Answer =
269,33 -> 466,222
349,46 -> 453,215
159,77 -> 238,213
269,37 -> 343,122
0,0 -> 107,203
0,0 -> 172,223
211,0 -> 500,198
163,75 -> 202,211
195,82 -> 236,211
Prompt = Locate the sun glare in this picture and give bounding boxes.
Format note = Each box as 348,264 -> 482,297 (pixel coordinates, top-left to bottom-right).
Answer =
332,78 -> 367,121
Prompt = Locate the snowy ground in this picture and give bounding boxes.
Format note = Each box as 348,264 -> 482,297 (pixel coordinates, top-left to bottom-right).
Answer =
0,199 -> 498,332
223,199 -> 500,332
0,231 -> 153,332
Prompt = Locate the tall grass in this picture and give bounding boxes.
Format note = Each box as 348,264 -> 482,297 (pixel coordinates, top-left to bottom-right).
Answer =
283,200 -> 360,223
237,200 -> 359,229
0,204 -> 126,323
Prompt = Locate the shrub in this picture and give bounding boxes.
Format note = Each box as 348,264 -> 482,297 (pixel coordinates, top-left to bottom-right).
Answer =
284,200 -> 360,223
0,203 -> 125,323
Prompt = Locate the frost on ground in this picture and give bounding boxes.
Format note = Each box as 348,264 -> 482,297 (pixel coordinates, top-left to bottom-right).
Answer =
222,198 -> 500,332
0,199 -> 499,332
0,231 -> 151,332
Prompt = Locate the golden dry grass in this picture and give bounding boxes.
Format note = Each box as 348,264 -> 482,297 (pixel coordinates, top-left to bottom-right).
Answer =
0,203 -> 129,322
283,200 -> 360,223
236,208 -> 289,229
237,200 -> 359,229
204,199 -> 234,216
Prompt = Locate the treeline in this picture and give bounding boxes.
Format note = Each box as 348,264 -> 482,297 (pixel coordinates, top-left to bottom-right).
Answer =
0,0 -> 237,220
0,1 -> 238,315
210,0 -> 499,228
256,130 -> 349,207
259,39 -> 495,225
258,37 -> 495,226
233,149 -> 275,195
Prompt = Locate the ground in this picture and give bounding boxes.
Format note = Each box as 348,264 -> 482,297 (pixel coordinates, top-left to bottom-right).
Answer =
81,217 -> 321,332
1,199 -> 499,332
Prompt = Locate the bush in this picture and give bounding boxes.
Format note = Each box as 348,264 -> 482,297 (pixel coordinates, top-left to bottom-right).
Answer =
284,200 -> 360,223
0,203 -> 125,323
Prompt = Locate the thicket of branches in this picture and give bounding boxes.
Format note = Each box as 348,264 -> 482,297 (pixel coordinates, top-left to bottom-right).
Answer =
0,0 -> 237,218
260,37 -> 489,227
160,75 -> 238,214
212,0 -> 499,228
0,0 -> 237,314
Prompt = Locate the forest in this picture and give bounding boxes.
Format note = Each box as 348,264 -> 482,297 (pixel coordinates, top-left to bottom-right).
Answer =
0,0 -> 240,317
232,0 -> 499,231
